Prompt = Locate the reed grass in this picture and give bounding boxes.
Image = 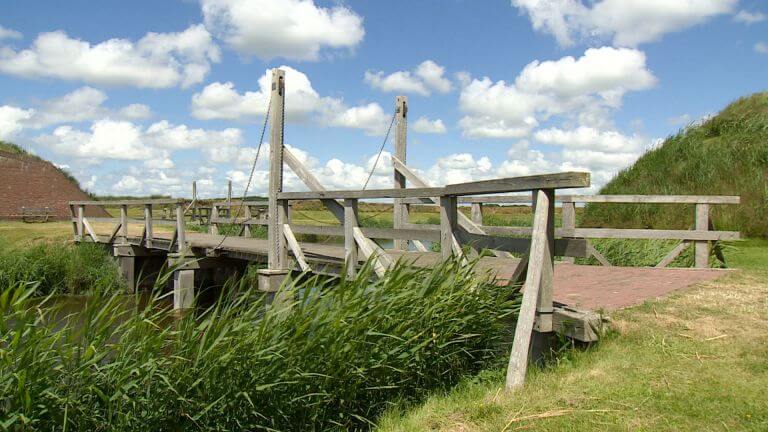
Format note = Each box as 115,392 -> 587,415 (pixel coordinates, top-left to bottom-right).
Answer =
0,258 -> 518,431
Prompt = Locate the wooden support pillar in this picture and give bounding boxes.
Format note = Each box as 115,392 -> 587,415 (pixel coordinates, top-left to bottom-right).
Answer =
174,269 -> 195,310
506,189 -> 552,390
695,203 -> 710,268
119,205 -> 128,243
260,68 -> 289,292
144,204 -> 153,248
344,199 -> 359,278
176,203 -> 186,254
531,189 -> 556,364
440,195 -> 459,260
470,203 -> 483,225
210,204 -> 219,235
119,256 -> 137,293
561,200 -> 576,264
191,181 -> 198,221
76,205 -> 84,242
393,95 -> 409,250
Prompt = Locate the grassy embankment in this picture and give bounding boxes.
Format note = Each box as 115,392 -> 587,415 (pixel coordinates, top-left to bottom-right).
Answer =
583,92 -> 768,238
377,239 -> 768,431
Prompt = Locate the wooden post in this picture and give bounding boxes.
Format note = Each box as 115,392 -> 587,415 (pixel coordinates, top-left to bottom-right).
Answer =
533,189 -> 555,336
695,203 -> 710,268
76,205 -> 84,242
393,96 -> 408,250
561,200 -> 576,264
470,203 -> 483,225
506,189 -> 551,390
120,205 -> 128,243
243,204 -> 252,237
176,203 -> 186,254
192,181 -> 198,221
227,180 -> 232,203
440,195 -> 458,260
144,204 -> 153,248
344,199 -> 359,278
210,204 -> 219,235
267,68 -> 287,271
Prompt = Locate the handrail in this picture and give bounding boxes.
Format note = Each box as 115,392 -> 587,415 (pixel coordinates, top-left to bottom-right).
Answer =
403,194 -> 741,205
69,199 -> 184,206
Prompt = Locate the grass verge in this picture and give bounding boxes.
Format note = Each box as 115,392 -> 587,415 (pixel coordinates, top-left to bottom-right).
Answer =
376,239 -> 768,431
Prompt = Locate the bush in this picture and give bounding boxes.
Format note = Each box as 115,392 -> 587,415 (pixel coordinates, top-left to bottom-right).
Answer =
0,241 -> 124,295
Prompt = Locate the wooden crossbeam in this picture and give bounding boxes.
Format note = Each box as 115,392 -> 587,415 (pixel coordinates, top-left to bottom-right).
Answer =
81,217 -> 99,242
283,224 -> 310,271
655,241 -> 690,268
352,227 -> 392,277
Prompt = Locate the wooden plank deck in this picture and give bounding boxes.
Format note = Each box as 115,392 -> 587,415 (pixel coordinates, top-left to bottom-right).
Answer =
90,232 -> 727,311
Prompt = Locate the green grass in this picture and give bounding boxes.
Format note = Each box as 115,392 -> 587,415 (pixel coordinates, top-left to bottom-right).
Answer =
582,92 -> 768,238
376,239 -> 768,431
0,258 -> 520,431
0,237 -> 124,296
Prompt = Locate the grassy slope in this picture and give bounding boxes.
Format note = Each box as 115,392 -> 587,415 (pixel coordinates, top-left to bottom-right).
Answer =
581,92 -> 768,238
377,239 -> 768,431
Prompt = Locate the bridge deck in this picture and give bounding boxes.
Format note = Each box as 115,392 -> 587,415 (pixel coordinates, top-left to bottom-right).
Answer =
92,231 -> 728,311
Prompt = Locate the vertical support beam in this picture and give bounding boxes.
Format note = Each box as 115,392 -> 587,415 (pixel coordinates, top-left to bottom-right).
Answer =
210,204 -> 219,235
506,189 -> 551,390
174,269 -> 195,310
243,205 -> 253,237
120,205 -> 128,243
695,203 -> 710,268
192,181 -> 198,221
393,95 -> 408,250
76,205 -> 84,242
144,204 -> 153,248
227,180 -> 232,202
344,199 -> 359,278
120,256 -> 137,294
470,203 -> 483,225
176,203 -> 186,254
267,68 -> 287,271
561,200 -> 576,264
533,189 -> 555,335
440,195 -> 459,260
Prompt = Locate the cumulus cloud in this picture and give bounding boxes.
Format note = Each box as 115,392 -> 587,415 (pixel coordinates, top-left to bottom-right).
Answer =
412,116 -> 447,134
755,42 -> 768,54
534,126 -> 646,152
0,105 -> 34,140
458,47 -> 655,138
365,60 -> 452,96
0,25 -> 220,88
733,10 -> 766,24
512,0 -> 736,47
192,65 -> 391,135
0,25 -> 21,40
201,0 -> 364,60
35,119 -> 241,161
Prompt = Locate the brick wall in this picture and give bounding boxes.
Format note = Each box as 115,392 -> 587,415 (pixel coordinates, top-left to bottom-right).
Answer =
0,151 -> 108,220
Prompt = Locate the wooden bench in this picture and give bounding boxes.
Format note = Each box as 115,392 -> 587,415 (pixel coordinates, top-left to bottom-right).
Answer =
20,207 -> 52,223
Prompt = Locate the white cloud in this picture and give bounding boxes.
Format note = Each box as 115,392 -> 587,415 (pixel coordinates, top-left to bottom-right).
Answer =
192,65 -> 392,135
0,25 -> 22,40
458,47 -> 655,138
0,105 -> 34,140
668,113 -> 692,126
734,10 -> 766,24
201,0 -> 364,60
114,175 -> 142,192
365,60 -> 452,96
412,116 -> 447,134
755,42 -> 768,54
512,0 -> 736,47
144,120 -> 242,149
0,25 -> 219,88
119,104 -> 152,120
534,126 -> 646,152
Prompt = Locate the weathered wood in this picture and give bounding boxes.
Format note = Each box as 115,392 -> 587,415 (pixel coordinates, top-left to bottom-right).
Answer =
445,172 -> 589,196
76,205 -> 84,242
352,227 -> 392,277
411,239 -> 429,252
267,69 -> 287,271
144,204 -> 153,248
394,96 -> 409,251
106,222 -> 122,244
586,241 -> 612,267
69,199 -> 182,206
173,269 -> 195,310
288,224 -> 440,242
213,201 -> 268,208
535,189 -> 555,334
470,203 -> 483,225
227,180 -> 232,203
695,203 -> 710,268
457,232 -> 587,257
283,146 -> 345,222
120,205 -> 128,243
278,186 -> 444,201
440,196 -> 461,260
344,199 -> 359,278
175,204 -> 186,254
561,201 -> 576,264
552,305 -> 601,342
81,217 -> 98,242
451,194 -> 741,205
569,228 -> 738,241
506,189 -> 551,390
243,205 -> 253,237
283,224 -> 310,271
656,241 -> 690,268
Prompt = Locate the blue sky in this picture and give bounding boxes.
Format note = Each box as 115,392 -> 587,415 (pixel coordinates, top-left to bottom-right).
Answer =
1,0 -> 766,197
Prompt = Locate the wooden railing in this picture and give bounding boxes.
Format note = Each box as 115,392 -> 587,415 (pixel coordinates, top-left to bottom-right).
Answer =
68,199 -> 188,253
208,200 -> 269,236
401,194 -> 740,268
